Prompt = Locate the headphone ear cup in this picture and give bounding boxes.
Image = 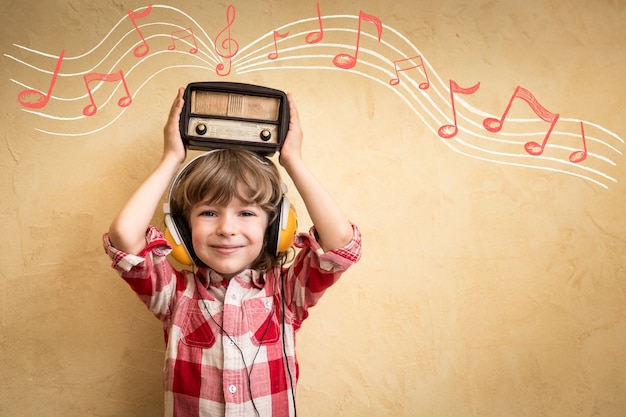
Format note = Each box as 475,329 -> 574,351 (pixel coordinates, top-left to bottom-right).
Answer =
278,205 -> 298,253
164,214 -> 195,266
268,196 -> 297,255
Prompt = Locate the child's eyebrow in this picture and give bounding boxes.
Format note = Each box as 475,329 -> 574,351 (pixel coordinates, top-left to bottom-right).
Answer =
195,197 -> 260,208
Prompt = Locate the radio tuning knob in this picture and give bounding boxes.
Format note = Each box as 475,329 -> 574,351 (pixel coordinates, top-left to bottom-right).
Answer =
260,129 -> 271,141
195,123 -> 208,135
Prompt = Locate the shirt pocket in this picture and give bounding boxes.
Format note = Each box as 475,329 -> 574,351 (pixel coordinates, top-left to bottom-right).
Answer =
243,296 -> 280,346
181,300 -> 217,349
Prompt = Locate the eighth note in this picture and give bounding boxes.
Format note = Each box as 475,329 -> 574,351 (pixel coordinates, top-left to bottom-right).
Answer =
168,28 -> 199,54
127,3 -> 152,58
268,30 -> 289,60
483,85 -> 560,156
82,70 -> 132,117
17,50 -> 65,109
333,10 -> 382,70
438,79 -> 480,139
389,55 -> 430,89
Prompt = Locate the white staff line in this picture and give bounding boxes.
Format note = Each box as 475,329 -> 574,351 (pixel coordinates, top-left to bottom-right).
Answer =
34,64 -> 213,137
7,8 -> 622,188
237,63 -> 616,188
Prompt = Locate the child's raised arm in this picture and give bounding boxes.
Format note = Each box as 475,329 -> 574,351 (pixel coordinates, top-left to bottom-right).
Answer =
107,88 -> 187,255
279,93 -> 354,252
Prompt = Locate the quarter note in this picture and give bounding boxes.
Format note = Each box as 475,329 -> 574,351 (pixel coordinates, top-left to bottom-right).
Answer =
569,121 -> 588,164
127,3 -> 152,58
389,55 -> 430,89
268,30 -> 289,60
168,28 -> 199,54
305,2 -> 324,44
333,10 -> 382,70
438,79 -> 481,139
17,50 -> 65,109
82,70 -> 132,117
483,86 -> 559,156
215,5 -> 239,76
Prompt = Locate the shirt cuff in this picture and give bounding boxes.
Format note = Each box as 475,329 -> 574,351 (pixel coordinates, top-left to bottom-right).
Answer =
102,226 -> 172,272
294,223 -> 362,271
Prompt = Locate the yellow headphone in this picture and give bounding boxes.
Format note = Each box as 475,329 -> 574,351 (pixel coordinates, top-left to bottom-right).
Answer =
162,150 -> 297,266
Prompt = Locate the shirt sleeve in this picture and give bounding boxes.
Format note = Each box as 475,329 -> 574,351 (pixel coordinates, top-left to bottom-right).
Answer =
286,223 -> 362,324
102,226 -> 182,320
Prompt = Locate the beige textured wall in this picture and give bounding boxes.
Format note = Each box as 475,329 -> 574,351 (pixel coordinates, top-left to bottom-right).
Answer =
2,0 -> 625,416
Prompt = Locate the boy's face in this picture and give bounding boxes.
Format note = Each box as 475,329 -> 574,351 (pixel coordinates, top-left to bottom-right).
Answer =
189,197 -> 268,278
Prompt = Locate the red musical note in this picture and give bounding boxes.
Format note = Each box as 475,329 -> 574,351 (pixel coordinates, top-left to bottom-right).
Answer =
168,28 -> 199,54
268,30 -> 289,60
438,79 -> 481,139
82,70 -> 132,117
127,4 -> 152,58
333,11 -> 382,70
390,55 -> 430,89
483,86 -> 560,156
17,50 -> 65,109
569,121 -> 588,164
305,2 -> 324,44
215,5 -> 239,77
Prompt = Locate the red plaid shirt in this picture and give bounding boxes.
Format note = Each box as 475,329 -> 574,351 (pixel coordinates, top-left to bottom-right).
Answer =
103,224 -> 361,417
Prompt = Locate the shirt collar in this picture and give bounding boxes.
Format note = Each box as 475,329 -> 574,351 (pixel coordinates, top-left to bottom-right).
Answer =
200,268 -> 265,289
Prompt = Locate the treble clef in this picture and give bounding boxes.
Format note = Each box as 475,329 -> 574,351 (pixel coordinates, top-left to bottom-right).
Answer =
214,5 -> 238,76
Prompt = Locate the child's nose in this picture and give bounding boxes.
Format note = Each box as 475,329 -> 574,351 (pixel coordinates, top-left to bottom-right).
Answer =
216,214 -> 236,236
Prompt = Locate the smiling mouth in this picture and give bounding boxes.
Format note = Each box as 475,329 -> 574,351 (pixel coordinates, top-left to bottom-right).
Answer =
212,245 -> 241,255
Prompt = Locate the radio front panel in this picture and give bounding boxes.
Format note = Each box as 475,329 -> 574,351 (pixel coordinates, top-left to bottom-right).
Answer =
186,117 -> 279,145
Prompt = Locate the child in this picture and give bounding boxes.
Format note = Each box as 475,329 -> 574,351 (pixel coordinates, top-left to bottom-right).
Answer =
103,87 -> 362,417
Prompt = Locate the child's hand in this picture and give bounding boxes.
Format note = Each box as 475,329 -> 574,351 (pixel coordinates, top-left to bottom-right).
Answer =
278,93 -> 303,169
163,87 -> 187,165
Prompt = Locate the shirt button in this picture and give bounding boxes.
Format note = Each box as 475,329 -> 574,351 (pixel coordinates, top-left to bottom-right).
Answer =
228,385 -> 237,394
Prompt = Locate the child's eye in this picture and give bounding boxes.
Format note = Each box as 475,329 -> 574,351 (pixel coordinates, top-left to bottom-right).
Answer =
200,210 -> 217,217
240,211 -> 256,217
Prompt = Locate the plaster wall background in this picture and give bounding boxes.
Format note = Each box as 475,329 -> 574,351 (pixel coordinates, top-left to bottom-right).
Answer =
1,1 -> 625,416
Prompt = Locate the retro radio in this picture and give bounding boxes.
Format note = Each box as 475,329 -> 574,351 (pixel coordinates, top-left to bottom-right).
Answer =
179,82 -> 289,155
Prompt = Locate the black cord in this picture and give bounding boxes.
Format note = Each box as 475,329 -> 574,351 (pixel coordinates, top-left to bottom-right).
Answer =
201,296 -> 273,417
280,262 -> 297,417
196,264 -> 296,417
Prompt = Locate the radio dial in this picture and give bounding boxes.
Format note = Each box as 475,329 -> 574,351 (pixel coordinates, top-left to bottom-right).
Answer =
260,129 -> 271,141
195,123 -> 208,135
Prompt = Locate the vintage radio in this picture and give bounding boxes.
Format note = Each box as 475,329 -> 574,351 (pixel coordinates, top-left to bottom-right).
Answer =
179,82 -> 289,155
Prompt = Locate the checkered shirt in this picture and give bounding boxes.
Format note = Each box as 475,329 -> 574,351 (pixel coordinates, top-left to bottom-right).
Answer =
103,224 -> 361,417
